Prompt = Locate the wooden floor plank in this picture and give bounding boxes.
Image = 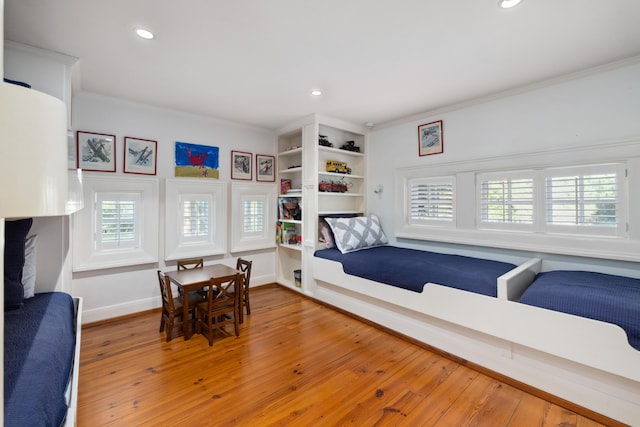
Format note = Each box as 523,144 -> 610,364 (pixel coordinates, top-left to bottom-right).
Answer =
77,285 -> 613,426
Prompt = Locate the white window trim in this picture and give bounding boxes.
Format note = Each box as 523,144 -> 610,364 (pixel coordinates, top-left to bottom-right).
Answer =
230,182 -> 277,253
72,176 -> 158,271
165,179 -> 227,261
394,139 -> 640,262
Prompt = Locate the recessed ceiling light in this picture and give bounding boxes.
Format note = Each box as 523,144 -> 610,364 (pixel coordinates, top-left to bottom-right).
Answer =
311,90 -> 323,96
135,28 -> 155,40
498,0 -> 522,8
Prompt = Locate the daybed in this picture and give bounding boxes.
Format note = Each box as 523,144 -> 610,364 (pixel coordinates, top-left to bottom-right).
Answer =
519,270 -> 640,351
311,215 -> 640,424
4,218 -> 82,427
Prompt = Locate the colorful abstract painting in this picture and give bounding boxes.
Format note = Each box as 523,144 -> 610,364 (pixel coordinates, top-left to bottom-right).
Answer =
175,141 -> 220,179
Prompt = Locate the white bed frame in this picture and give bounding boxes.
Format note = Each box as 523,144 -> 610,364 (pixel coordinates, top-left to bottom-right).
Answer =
312,255 -> 640,425
63,296 -> 83,427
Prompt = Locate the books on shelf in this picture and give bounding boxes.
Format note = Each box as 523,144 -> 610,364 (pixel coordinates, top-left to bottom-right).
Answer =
279,197 -> 301,220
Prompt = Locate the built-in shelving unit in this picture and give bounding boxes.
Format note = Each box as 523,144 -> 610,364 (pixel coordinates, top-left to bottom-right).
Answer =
276,128 -> 304,290
275,115 -> 367,295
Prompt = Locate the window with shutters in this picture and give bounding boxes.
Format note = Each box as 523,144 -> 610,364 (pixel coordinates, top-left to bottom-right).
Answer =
544,164 -> 624,236
179,195 -> 211,243
72,176 -> 159,272
165,179 -> 227,260
243,197 -> 265,235
230,182 -> 276,252
96,193 -> 140,250
408,177 -> 454,225
478,171 -> 535,231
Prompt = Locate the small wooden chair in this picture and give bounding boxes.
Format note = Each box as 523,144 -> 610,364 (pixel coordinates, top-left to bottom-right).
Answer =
195,273 -> 241,346
236,258 -> 253,323
176,257 -> 206,302
157,270 -> 191,342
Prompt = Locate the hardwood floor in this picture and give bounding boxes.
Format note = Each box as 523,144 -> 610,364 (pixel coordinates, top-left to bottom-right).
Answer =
78,285 -> 616,426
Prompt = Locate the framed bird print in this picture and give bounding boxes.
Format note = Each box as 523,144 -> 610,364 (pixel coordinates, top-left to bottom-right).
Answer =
124,137 -> 157,175
77,131 -> 116,172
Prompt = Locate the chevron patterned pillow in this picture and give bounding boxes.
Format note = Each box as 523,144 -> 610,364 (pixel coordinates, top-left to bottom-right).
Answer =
325,214 -> 388,254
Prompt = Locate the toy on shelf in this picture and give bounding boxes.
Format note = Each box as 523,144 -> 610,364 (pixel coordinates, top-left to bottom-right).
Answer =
319,135 -> 333,147
340,140 -> 360,152
326,160 -> 351,174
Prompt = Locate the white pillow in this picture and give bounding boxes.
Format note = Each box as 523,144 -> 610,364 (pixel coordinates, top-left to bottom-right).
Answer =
22,234 -> 38,299
325,214 -> 388,254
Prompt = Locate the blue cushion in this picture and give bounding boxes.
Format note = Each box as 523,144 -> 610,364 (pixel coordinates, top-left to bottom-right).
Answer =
4,218 -> 33,310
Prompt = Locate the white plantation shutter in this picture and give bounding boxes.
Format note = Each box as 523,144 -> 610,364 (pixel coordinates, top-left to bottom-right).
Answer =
478,172 -> 534,230
243,197 -> 265,234
182,200 -> 209,238
409,177 -> 454,224
544,164 -> 624,235
96,193 -> 140,249
180,194 -> 212,242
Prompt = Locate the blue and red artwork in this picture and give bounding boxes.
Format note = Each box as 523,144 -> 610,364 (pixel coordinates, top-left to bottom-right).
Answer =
175,141 -> 219,179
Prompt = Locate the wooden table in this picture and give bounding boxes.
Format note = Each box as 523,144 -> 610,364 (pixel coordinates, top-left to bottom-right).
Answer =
164,264 -> 240,340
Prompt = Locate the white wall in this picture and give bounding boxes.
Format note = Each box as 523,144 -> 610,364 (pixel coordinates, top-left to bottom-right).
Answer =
71,93 -> 278,322
367,59 -> 640,273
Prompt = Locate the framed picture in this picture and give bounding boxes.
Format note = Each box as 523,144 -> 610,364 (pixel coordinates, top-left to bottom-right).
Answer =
231,150 -> 252,180
256,154 -> 275,182
124,137 -> 157,175
418,120 -> 444,157
77,131 -> 116,172
175,141 -> 220,179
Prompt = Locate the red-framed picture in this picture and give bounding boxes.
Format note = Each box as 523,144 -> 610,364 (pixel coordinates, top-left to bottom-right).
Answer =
77,131 -> 116,172
418,120 -> 444,157
256,154 -> 275,182
124,137 -> 158,175
231,150 -> 252,180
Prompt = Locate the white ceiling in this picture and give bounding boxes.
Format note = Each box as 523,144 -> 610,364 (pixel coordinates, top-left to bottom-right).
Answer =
5,0 -> 640,131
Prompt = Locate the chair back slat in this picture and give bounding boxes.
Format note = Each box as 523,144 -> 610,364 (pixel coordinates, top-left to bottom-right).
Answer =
177,257 -> 204,270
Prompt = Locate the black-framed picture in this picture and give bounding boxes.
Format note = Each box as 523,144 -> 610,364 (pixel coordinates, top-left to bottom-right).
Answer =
418,120 -> 443,157
231,150 -> 252,180
256,154 -> 275,182
124,137 -> 157,175
77,131 -> 116,172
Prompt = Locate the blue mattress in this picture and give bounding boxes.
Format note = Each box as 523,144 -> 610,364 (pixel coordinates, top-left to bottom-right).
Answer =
4,292 -> 76,427
314,246 -> 516,297
520,271 -> 640,351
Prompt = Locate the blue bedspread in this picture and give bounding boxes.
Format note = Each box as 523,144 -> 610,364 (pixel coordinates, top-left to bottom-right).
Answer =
314,246 -> 516,297
520,271 -> 640,351
4,292 -> 76,427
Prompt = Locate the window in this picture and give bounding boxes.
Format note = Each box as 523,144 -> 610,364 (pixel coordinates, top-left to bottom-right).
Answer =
243,198 -> 265,235
73,176 -> 158,272
395,141 -> 638,261
165,179 -> 227,260
408,177 -> 454,225
478,172 -> 534,230
544,164 -> 624,236
96,193 -> 140,250
180,195 -> 211,243
230,182 -> 276,252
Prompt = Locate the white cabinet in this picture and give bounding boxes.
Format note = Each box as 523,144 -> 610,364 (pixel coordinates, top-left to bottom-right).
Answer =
275,115 -> 367,294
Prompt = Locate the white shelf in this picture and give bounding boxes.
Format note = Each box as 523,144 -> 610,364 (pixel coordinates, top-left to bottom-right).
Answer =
319,171 -> 364,179
279,167 -> 302,174
319,146 -> 364,157
319,210 -> 364,216
278,147 -> 303,157
279,193 -> 302,198
279,243 -> 303,251
278,219 -> 302,224
319,192 -> 363,197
